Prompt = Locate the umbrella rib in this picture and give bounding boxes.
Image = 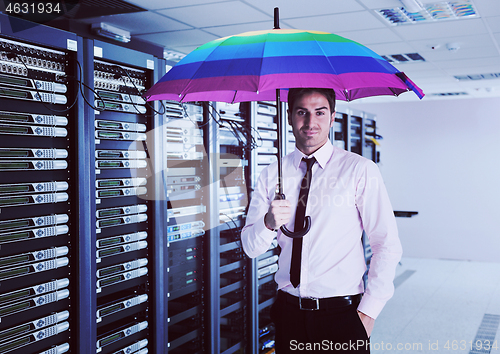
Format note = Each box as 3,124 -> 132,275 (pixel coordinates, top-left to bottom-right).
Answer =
179,38 -> 230,99
255,31 -> 269,95
311,33 -> 345,98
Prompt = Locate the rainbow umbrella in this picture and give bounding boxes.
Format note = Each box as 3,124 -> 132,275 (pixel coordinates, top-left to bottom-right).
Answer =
145,8 -> 423,237
144,15 -> 424,103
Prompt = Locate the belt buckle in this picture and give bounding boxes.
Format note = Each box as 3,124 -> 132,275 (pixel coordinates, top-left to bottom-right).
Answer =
299,296 -> 320,311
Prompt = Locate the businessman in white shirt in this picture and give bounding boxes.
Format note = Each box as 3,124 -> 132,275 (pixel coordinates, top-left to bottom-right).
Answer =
241,87 -> 402,353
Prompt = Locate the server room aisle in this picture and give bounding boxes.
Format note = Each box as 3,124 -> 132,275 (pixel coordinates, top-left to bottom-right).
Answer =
371,257 -> 500,353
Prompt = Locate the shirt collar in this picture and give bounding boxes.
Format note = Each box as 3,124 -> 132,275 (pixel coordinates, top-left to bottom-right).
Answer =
292,140 -> 333,170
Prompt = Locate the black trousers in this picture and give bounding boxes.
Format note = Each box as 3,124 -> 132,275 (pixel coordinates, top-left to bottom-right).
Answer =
270,291 -> 370,353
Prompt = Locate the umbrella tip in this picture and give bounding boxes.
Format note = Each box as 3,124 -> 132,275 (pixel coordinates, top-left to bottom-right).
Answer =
274,7 -> 280,29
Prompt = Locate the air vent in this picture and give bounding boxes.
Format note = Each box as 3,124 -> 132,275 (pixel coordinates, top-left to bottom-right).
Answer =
429,92 -> 468,96
377,0 -> 479,25
164,51 -> 186,62
454,73 -> 500,81
382,53 -> 426,63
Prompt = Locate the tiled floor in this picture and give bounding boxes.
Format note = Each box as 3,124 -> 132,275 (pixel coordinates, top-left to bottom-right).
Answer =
371,257 -> 500,353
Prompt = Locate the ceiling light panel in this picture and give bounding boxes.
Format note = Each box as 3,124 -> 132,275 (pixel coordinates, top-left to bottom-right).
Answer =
382,53 -> 426,63
454,73 -> 500,81
376,0 -> 479,25
429,92 -> 468,96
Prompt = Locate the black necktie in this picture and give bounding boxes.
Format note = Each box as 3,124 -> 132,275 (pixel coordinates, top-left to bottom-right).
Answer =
290,157 -> 316,288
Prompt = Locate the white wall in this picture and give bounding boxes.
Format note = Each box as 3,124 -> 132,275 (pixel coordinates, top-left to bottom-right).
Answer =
348,97 -> 500,262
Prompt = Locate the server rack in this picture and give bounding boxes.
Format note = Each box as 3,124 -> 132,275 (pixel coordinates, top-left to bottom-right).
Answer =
333,105 -> 380,163
212,102 -> 252,354
90,40 -> 161,354
0,20 -> 77,354
248,101 -> 282,354
164,100 -> 208,354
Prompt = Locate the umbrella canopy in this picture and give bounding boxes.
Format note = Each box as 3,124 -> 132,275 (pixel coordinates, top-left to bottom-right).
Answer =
145,28 -> 424,103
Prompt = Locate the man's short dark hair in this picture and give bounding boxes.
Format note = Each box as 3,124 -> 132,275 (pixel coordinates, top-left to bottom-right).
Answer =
287,88 -> 336,113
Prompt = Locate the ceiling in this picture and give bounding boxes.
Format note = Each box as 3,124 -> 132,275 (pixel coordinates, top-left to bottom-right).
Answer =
75,0 -> 500,102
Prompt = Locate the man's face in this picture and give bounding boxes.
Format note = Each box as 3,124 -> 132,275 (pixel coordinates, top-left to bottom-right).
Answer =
288,91 -> 335,155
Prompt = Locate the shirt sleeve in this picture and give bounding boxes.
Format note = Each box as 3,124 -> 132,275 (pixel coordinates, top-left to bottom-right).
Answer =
241,167 -> 278,259
355,160 -> 403,319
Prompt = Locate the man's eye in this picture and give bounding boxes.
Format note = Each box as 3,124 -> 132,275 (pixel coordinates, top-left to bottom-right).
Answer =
297,111 -> 305,116
316,111 -> 325,116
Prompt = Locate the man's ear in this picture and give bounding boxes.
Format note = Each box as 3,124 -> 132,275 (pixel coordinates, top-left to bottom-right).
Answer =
287,109 -> 292,126
330,111 -> 336,127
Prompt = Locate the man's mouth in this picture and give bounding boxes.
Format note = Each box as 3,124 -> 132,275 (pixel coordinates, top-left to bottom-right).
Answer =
301,129 -> 318,136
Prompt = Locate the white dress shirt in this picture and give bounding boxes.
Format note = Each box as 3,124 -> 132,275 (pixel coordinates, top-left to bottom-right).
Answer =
241,140 -> 402,319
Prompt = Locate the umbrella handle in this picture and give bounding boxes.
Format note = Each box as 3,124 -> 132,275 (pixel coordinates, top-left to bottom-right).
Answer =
275,193 -> 312,238
280,217 -> 311,239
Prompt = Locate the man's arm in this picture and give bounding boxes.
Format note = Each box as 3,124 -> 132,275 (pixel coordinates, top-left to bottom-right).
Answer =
241,167 -> 290,258
358,311 -> 375,337
355,160 -> 403,320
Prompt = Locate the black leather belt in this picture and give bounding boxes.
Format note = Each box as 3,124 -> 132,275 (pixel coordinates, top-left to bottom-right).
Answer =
278,290 -> 362,311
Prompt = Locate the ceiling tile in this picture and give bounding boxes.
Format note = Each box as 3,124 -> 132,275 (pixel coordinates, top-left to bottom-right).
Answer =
391,61 -> 435,72
135,29 -> 219,48
79,12 -> 191,34
203,22 -> 290,38
393,18 -> 488,41
336,28 -> 403,45
413,77 -> 460,87
434,57 -> 500,70
284,11 -> 386,32
360,41 -> 416,55
408,34 -> 496,52
445,64 -> 500,76
357,0 -> 401,10
398,69 -> 449,79
248,0 -> 364,19
485,16 -> 500,33
124,0 -> 233,11
423,46 -> 499,62
472,0 -> 500,17
156,1 -> 270,28
168,45 -> 200,55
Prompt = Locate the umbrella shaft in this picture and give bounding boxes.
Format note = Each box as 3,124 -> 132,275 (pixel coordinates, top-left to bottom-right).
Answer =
274,7 -> 280,29
276,88 -> 283,196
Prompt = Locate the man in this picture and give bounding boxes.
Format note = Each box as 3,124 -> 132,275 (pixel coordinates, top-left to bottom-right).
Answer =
241,88 -> 402,353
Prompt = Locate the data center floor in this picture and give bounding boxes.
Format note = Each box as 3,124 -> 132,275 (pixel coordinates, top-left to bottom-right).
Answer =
371,257 -> 500,353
